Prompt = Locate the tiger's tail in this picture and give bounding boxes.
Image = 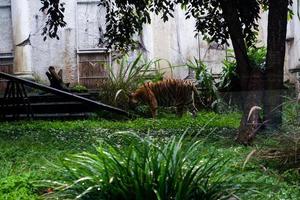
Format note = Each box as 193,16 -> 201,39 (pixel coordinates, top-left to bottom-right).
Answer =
115,89 -> 130,103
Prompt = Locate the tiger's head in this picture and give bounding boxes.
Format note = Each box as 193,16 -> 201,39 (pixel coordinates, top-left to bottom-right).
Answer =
128,92 -> 139,110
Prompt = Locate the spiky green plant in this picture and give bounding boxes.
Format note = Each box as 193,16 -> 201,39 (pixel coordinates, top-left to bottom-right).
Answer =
41,133 -> 248,200
99,54 -> 161,109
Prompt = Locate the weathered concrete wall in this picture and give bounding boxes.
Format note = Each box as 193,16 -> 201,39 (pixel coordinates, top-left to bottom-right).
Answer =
28,0 -> 77,84
143,6 -> 226,79
26,2 -> 226,83
1,1 -> 226,85
11,0 -> 34,79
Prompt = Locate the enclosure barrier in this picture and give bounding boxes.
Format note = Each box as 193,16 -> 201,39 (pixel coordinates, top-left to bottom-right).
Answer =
0,72 -> 131,119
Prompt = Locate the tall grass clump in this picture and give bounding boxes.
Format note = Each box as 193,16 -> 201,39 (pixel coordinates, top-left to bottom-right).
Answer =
256,98 -> 300,172
99,54 -> 165,110
41,133 -> 245,200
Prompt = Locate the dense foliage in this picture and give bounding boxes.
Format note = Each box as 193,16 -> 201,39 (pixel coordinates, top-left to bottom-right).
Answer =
43,134 -> 244,200
219,47 -> 267,91
40,0 -> 66,40
186,58 -> 218,108
99,54 -> 166,110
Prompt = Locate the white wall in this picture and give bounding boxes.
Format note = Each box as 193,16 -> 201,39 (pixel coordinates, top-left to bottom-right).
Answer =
28,0 -> 77,83
285,3 -> 300,84
142,5 -> 226,79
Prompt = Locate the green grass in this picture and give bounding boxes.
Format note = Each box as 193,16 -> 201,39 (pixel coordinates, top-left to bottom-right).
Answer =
0,112 -> 300,199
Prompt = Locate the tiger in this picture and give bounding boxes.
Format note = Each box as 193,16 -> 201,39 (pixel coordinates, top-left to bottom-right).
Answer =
129,79 -> 199,118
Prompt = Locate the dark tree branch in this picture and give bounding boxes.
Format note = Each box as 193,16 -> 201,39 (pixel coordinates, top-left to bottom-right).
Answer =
40,0 -> 66,40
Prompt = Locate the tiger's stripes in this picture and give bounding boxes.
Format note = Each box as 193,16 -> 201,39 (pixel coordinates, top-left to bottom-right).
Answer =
129,79 -> 198,118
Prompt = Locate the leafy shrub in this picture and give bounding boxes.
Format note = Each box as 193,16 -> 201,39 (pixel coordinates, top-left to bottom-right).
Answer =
140,58 -> 174,83
219,47 -> 267,91
216,47 -> 267,111
0,174 -> 37,200
280,96 -> 300,127
248,47 -> 267,71
99,54 -> 161,110
219,54 -> 237,91
71,84 -> 88,93
42,133 -> 245,200
186,58 -> 218,108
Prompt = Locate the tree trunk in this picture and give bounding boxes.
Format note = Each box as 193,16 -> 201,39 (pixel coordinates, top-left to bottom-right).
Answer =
46,66 -> 70,91
264,0 -> 288,129
220,0 -> 250,92
220,0 -> 263,144
235,70 -> 264,145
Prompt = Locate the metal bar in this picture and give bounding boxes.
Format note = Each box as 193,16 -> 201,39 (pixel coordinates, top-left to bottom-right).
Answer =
16,83 -> 25,118
0,81 -> 10,118
21,84 -> 33,118
15,82 -> 23,119
3,81 -> 11,99
3,81 -> 12,116
79,60 -> 108,63
10,81 -> 17,119
79,76 -> 107,79
77,48 -> 110,52
0,4 -> 11,8
0,56 -> 14,59
77,0 -> 100,4
0,72 -> 131,117
77,49 -> 109,54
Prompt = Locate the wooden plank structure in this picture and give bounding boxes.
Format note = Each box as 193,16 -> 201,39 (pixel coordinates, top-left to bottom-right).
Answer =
0,72 -> 131,119
0,63 -> 13,92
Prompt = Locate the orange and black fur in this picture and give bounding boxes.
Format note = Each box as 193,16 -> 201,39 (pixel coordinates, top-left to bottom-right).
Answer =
129,79 -> 199,118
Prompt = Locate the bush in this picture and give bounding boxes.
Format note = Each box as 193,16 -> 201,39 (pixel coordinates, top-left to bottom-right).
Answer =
219,47 -> 267,92
216,47 -> 267,111
99,54 -> 162,110
0,174 -> 37,200
186,58 -> 218,109
42,133 -> 246,200
71,84 -> 88,93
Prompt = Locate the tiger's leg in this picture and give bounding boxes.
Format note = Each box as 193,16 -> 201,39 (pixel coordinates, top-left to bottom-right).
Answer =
176,105 -> 185,118
186,99 -> 198,118
188,104 -> 198,118
149,98 -> 158,118
191,107 -> 197,118
188,90 -> 198,118
144,88 -> 158,118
